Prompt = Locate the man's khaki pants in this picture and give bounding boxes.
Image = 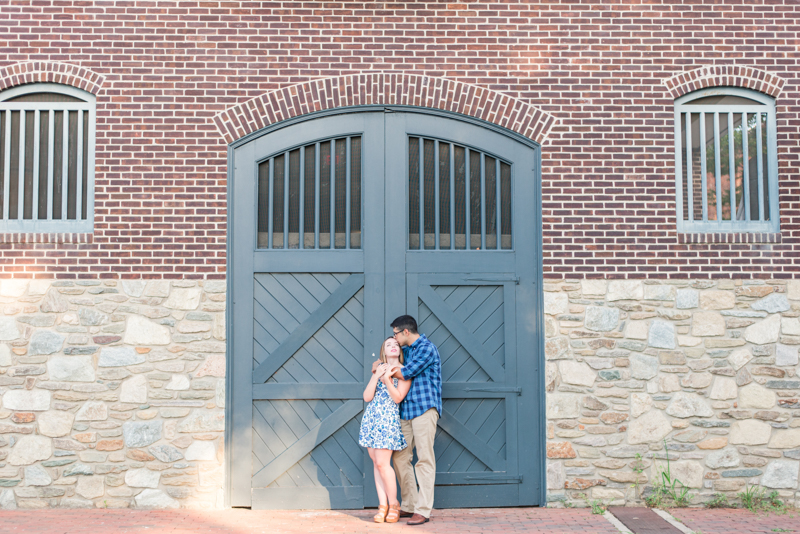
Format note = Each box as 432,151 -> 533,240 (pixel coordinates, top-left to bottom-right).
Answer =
393,408 -> 439,518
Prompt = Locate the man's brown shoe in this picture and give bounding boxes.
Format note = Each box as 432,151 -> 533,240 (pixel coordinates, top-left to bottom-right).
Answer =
398,511 -> 414,518
407,514 -> 429,525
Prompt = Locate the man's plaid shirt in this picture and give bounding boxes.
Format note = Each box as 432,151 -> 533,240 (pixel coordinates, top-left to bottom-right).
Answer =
400,334 -> 442,420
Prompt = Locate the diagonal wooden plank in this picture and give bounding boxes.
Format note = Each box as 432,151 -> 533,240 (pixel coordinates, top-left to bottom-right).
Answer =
252,399 -> 363,487
253,274 -> 364,384
418,284 -> 505,382
419,285 -> 504,381
438,410 -> 506,472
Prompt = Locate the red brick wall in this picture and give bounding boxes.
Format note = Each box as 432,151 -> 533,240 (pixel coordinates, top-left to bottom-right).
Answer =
0,1 -> 798,279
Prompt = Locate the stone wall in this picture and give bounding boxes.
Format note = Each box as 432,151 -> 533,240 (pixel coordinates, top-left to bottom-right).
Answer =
0,279 -> 226,509
544,279 -> 800,507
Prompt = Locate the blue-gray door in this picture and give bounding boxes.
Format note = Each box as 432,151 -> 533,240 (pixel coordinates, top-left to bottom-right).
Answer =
228,109 -> 544,510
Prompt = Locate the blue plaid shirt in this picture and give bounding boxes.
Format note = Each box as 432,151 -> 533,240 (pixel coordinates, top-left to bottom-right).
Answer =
399,334 -> 442,420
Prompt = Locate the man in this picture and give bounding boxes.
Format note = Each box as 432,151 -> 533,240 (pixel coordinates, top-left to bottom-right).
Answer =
375,315 -> 442,525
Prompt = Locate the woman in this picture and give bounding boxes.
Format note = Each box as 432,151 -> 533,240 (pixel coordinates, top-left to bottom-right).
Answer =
359,337 -> 411,523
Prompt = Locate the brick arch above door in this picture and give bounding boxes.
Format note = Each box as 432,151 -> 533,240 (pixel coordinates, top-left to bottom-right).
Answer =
213,73 -> 558,145
664,65 -> 786,99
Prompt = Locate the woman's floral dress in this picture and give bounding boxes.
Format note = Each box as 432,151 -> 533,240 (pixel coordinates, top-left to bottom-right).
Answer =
359,378 -> 407,451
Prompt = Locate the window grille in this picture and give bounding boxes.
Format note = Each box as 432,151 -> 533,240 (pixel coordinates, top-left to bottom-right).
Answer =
675,88 -> 779,233
408,136 -> 512,250
257,136 -> 362,249
0,83 -> 95,233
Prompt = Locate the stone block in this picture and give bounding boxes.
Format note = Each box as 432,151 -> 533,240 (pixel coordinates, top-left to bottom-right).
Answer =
125,468 -> 161,489
38,411 -> 75,438
706,448 -> 740,469
547,462 -> 564,489
75,476 -> 104,499
3,390 -> 50,411
23,465 -> 52,487
546,442 -> 577,459
123,421 -> 162,448
776,344 -> 799,367
47,356 -> 95,382
543,292 -> 568,316
752,294 -> 790,314
120,375 -> 148,404
644,285 -> 675,301
28,331 -> 64,355
768,429 -> 800,450
700,291 -> 735,310
628,409 -> 672,444
584,306 -> 619,332
729,348 -> 753,371
98,346 -> 146,367
761,460 -> 799,489
666,392 -> 714,418
185,441 -> 216,461
75,401 -> 108,422
165,287 -> 202,311
123,316 -> 171,346
0,317 -> 20,342
730,420 -> 772,445
8,436 -> 52,466
607,281 -> 643,302
649,320 -> 676,349
681,372 -> 712,389
739,384 -> 776,409
625,321 -> 649,340
691,311 -> 726,337
781,317 -> 800,336
744,315 -> 781,345
676,289 -> 699,309
581,280 -> 607,297
177,410 -> 225,433
557,361 -> 596,387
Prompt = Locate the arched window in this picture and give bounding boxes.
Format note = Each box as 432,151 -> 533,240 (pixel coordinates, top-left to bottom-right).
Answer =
675,87 -> 778,233
0,83 -> 95,232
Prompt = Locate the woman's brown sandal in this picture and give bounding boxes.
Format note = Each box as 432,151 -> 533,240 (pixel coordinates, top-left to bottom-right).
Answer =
385,503 -> 401,523
373,504 -> 389,523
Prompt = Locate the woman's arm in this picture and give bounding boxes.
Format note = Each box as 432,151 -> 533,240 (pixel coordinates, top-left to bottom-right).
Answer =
382,371 -> 412,404
363,367 -> 384,402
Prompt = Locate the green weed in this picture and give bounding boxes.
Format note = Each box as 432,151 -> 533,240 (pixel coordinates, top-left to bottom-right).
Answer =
644,439 -> 692,508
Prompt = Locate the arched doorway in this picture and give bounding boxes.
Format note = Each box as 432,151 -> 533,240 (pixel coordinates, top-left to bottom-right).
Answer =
227,108 -> 545,509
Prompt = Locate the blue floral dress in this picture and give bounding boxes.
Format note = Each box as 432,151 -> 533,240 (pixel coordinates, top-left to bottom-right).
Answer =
359,378 -> 407,451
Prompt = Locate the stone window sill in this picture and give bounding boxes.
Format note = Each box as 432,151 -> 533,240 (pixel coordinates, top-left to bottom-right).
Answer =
678,233 -> 781,245
0,233 -> 93,244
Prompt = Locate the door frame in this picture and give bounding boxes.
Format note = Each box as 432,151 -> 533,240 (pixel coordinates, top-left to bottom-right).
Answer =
225,105 -> 546,508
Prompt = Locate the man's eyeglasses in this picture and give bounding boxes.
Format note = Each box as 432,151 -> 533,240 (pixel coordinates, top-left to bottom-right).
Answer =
392,330 -> 403,338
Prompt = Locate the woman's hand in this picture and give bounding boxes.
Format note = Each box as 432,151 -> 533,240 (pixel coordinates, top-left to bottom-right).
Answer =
376,363 -> 390,379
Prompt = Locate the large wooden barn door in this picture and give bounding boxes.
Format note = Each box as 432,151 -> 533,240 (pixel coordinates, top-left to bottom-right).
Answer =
229,109 -> 544,510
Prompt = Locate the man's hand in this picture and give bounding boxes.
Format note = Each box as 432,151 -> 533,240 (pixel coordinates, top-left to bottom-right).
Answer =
371,360 -> 382,374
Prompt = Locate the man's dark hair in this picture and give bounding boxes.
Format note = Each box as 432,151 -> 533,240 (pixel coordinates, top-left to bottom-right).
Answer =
391,315 -> 418,334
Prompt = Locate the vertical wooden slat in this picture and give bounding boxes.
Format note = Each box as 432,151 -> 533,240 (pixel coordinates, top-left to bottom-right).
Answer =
329,139 -> 335,249
345,137 -> 351,250
3,111 -> 10,220
742,112 -> 750,221
314,142 -> 320,249
75,110 -> 83,222
727,113 -> 735,221
449,143 -> 455,250
713,112 -> 722,223
298,145 -> 305,249
418,136 -> 424,250
480,152 -> 486,250
47,110 -> 54,220
434,140 -> 440,250
32,110 -> 40,220
495,157 -> 501,248
267,158 -> 274,249
685,112 -> 693,222
61,110 -> 68,220
465,147 -> 471,249
283,150 -> 289,249
755,112 -> 765,222
17,110 -> 25,221
699,111 -> 707,222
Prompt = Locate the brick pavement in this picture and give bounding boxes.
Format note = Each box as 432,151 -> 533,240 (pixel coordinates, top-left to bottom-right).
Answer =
0,508 -> 620,534
669,508 -> 800,534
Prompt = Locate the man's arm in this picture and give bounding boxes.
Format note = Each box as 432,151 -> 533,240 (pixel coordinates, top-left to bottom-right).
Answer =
400,344 -> 438,380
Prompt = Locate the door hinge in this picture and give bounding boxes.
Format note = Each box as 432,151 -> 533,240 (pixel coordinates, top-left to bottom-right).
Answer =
463,275 -> 519,284
464,386 -> 522,395
464,474 -> 523,482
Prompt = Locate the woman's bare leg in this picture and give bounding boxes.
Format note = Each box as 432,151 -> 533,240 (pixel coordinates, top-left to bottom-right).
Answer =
374,449 -> 399,505
368,448 -> 388,505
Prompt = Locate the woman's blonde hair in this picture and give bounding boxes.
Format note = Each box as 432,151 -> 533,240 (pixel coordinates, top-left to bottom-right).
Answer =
378,337 -> 404,365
